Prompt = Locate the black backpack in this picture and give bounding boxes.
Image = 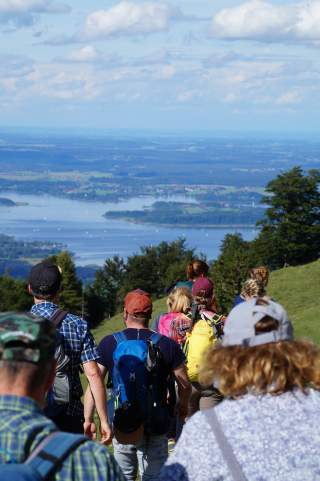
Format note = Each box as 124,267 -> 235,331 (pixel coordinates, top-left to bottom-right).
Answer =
42,309 -> 71,416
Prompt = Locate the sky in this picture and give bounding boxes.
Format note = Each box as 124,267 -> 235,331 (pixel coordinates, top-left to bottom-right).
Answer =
1,0 -> 320,133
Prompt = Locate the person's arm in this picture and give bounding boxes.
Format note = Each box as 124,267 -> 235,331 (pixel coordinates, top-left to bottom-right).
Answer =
83,361 -> 112,444
173,363 -> 191,421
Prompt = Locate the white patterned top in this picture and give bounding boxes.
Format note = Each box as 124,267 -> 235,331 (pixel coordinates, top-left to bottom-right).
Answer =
160,389 -> 320,481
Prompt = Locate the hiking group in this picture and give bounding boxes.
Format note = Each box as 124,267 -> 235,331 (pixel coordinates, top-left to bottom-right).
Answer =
0,259 -> 319,481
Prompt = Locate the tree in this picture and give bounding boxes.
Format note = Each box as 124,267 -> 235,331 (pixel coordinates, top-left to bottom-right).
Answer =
210,234 -> 254,313
84,239 -> 196,326
119,239 -> 195,299
256,167 -> 320,268
49,251 -> 83,315
85,256 -> 125,327
0,274 -> 32,311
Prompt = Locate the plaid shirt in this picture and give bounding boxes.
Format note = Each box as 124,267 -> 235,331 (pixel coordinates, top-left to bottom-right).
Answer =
31,301 -> 99,416
0,395 -> 125,481
169,312 -> 193,346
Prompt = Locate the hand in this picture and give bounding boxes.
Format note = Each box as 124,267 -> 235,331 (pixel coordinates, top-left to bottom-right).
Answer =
100,421 -> 113,445
83,420 -> 97,440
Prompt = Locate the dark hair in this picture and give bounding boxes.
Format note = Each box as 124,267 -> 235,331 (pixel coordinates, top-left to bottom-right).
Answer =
255,316 -> 279,335
29,289 -> 57,301
186,260 -> 209,280
0,360 -> 52,390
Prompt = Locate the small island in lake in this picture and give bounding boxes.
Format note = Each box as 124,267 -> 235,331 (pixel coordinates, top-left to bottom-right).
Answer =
103,201 -> 264,228
0,197 -> 28,207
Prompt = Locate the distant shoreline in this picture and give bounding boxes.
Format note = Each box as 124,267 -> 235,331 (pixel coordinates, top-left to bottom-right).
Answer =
103,215 -> 256,229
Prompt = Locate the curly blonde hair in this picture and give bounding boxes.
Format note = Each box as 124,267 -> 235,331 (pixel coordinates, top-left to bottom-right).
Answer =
199,340 -> 320,396
249,266 -> 269,287
167,287 -> 192,314
240,278 -> 265,299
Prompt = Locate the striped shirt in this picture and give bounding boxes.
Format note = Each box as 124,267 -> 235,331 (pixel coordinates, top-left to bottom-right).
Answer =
31,301 -> 99,416
0,395 -> 124,481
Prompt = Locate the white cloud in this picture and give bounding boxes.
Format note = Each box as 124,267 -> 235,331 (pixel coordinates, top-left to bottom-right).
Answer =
222,93 -> 238,103
211,0 -> 320,43
67,46 -> 99,62
81,1 -> 182,39
154,64 -> 176,79
0,0 -> 70,28
177,89 -> 201,102
276,90 -> 301,104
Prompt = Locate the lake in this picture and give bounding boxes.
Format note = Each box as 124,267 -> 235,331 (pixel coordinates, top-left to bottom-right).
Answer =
0,193 -> 256,265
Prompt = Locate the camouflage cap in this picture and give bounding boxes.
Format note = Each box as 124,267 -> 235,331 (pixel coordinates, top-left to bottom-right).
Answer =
0,312 -> 56,364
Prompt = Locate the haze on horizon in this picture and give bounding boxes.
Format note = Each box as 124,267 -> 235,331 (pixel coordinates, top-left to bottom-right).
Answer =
1,0 -> 320,134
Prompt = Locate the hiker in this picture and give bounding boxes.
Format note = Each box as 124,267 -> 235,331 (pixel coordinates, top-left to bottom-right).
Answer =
0,312 -> 125,481
29,260 -> 111,440
84,289 -> 191,481
155,259 -> 216,331
233,278 -> 266,308
156,287 -> 193,442
175,259 -> 210,291
186,277 -> 224,415
233,266 -> 269,307
157,287 -> 193,344
160,297 -> 320,481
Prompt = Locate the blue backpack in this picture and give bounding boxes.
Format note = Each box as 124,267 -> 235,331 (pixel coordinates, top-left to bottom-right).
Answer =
112,331 -> 170,437
0,431 -> 87,480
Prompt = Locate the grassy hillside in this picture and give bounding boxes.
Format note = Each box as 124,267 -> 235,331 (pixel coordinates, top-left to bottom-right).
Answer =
267,259 -> 320,344
93,259 -> 320,345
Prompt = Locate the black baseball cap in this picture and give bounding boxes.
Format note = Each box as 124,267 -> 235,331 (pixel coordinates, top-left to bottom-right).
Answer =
29,261 -> 62,297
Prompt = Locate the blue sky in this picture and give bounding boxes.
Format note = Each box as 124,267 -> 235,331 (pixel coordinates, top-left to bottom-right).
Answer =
1,0 -> 320,132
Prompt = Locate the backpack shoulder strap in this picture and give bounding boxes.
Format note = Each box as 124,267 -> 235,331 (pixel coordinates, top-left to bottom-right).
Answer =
204,409 -> 248,481
200,310 -> 224,339
50,309 -> 68,328
150,332 -> 162,345
113,331 -> 127,345
26,432 -> 87,480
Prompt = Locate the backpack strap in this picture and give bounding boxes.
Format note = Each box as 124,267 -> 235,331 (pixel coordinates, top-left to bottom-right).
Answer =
190,302 -> 199,329
150,332 -> 162,345
113,331 -> 127,345
50,308 -> 68,328
204,409 -> 248,481
200,311 -> 224,340
26,432 -> 87,480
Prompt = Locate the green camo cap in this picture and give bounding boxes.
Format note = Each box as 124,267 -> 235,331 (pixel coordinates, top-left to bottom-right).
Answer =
0,312 -> 56,363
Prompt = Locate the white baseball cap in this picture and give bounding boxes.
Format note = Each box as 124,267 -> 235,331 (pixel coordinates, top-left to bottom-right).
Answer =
223,298 -> 294,347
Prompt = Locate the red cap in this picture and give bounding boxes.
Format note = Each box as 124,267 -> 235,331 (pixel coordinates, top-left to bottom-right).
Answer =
124,289 -> 152,316
192,277 -> 214,298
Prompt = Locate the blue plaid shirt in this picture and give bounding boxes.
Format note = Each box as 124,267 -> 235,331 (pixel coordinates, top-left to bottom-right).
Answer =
31,302 -> 99,416
0,395 -> 125,481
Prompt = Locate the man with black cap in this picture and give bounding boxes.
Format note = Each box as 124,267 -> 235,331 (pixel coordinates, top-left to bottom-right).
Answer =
28,260 -> 111,441
84,289 -> 191,481
0,312 -> 125,481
